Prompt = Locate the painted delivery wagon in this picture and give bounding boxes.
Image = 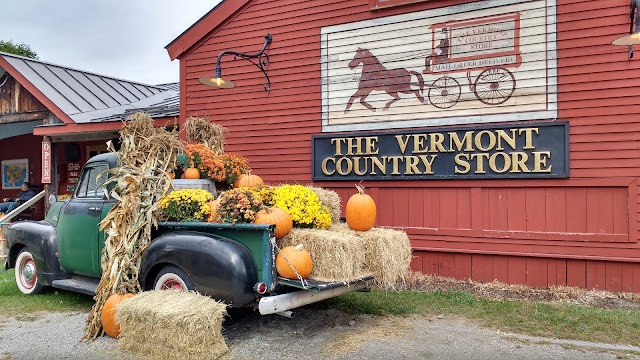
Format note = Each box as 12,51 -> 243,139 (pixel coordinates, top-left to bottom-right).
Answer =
424,13 -> 523,109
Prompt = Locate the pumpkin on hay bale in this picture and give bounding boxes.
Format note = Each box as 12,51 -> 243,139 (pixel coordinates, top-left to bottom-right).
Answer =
116,291 -> 228,360
332,223 -> 412,290
278,227 -> 368,282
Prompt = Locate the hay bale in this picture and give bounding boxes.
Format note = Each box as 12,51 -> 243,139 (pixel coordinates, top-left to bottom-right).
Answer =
278,227 -> 368,281
307,186 -> 342,224
116,291 -> 228,360
332,224 -> 412,290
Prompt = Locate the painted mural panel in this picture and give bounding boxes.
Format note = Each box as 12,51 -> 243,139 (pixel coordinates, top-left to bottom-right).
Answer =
321,0 -> 557,132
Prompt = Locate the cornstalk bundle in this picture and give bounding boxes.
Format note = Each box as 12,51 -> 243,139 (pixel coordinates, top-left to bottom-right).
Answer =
184,116 -> 227,155
83,113 -> 184,340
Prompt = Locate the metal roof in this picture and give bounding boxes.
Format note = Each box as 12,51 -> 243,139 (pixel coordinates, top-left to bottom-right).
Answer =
90,83 -> 179,123
0,51 -> 175,124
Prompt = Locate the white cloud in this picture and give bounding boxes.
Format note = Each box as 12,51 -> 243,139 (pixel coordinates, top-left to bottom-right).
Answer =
1,0 -> 219,84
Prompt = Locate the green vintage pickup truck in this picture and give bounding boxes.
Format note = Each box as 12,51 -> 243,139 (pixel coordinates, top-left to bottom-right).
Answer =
5,153 -> 371,316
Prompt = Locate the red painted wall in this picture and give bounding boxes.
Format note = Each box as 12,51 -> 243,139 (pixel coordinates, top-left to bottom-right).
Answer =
179,0 -> 640,291
0,134 -> 43,219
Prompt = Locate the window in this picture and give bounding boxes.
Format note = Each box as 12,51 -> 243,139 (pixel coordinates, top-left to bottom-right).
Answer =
75,164 -> 109,198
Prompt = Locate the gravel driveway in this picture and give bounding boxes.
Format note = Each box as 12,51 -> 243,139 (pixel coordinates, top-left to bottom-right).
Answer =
1,308 -> 639,360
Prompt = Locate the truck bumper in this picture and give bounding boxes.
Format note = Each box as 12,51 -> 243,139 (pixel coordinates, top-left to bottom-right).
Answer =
258,278 -> 372,315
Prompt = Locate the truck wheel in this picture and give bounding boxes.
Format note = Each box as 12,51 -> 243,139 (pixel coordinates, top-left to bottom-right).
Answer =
154,265 -> 195,292
15,249 -> 45,295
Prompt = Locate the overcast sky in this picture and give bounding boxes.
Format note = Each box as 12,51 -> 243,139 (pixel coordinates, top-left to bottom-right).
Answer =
1,1 -> 220,85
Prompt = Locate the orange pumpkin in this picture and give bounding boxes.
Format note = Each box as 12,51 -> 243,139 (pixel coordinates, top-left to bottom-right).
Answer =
345,184 -> 376,231
101,293 -> 135,338
236,173 -> 264,188
184,167 -> 200,179
233,174 -> 248,188
207,199 -> 221,222
167,171 -> 175,179
276,244 -> 313,279
254,207 -> 293,238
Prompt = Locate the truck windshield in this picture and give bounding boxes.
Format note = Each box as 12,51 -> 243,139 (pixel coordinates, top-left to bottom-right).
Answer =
75,164 -> 109,198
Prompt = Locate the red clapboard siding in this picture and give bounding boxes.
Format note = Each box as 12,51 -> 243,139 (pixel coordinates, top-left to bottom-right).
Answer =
179,0 -> 640,291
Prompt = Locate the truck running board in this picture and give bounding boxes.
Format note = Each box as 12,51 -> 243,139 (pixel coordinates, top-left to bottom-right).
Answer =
259,277 -> 373,315
51,277 -> 99,296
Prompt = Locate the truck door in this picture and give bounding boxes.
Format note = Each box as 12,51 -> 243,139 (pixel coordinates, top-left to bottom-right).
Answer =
57,162 -> 109,278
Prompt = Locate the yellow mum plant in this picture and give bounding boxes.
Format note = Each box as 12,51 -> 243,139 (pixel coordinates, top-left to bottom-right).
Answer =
159,188 -> 215,222
274,184 -> 332,229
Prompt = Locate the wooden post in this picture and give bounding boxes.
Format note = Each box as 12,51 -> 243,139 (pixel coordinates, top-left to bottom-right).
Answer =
42,136 -> 52,215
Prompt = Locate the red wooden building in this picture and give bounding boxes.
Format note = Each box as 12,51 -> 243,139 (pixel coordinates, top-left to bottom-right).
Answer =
167,0 -> 640,292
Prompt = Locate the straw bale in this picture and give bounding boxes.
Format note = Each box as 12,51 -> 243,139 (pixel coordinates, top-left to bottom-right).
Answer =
278,228 -> 368,281
307,186 -> 342,224
185,116 -> 227,155
332,224 -> 412,290
116,291 -> 228,360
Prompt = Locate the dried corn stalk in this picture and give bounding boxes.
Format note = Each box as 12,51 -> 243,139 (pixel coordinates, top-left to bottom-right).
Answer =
83,112 -> 184,340
185,116 -> 227,155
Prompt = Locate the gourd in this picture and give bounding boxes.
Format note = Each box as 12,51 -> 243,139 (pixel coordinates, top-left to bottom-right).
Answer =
101,293 -> 135,338
236,173 -> 264,188
345,184 -> 376,231
184,167 -> 200,179
253,207 -> 293,238
207,199 -> 220,222
276,244 -> 313,279
233,174 -> 248,188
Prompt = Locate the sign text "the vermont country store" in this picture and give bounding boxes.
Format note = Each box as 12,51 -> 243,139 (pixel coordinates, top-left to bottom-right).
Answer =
312,122 -> 569,180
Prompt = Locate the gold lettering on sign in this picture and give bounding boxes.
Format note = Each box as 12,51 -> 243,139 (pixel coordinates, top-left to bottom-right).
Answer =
533,151 -> 552,172
489,152 -> 511,173
474,130 -> 497,151
510,152 -> 530,173
470,153 -> 490,173
419,155 -> 437,174
454,154 -> 471,174
395,135 -> 410,153
412,134 -> 429,154
518,128 -> 539,150
405,156 -> 421,175
322,158 -> 336,175
371,156 -> 386,175
449,131 -> 474,152
429,133 -> 446,153
365,137 -> 379,155
331,138 -> 346,155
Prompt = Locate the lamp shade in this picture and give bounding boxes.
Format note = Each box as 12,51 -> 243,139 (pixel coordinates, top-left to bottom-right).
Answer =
612,31 -> 640,45
198,76 -> 236,89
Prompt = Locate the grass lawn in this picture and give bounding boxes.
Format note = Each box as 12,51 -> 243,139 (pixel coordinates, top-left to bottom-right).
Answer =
0,269 -> 93,318
2,268 -> 639,346
325,290 -> 640,346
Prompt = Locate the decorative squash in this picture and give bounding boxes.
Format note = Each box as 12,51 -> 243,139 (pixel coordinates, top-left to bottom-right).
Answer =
184,167 -> 200,179
345,183 -> 376,231
276,244 -> 313,279
233,174 -> 248,188
254,207 -> 293,238
167,171 -> 175,179
207,199 -> 221,222
236,173 -> 264,188
101,293 -> 135,338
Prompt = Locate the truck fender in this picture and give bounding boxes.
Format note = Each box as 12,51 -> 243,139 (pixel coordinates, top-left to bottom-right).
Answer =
141,231 -> 259,306
6,221 -> 67,285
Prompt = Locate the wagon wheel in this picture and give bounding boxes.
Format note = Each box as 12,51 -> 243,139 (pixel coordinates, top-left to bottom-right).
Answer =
428,76 -> 461,109
473,67 -> 516,105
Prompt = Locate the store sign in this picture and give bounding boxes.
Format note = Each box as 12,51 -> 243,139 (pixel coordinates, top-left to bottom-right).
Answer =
312,122 -> 568,180
42,141 -> 51,184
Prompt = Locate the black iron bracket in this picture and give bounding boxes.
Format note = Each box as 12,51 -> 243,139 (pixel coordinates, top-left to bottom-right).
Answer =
215,34 -> 272,91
